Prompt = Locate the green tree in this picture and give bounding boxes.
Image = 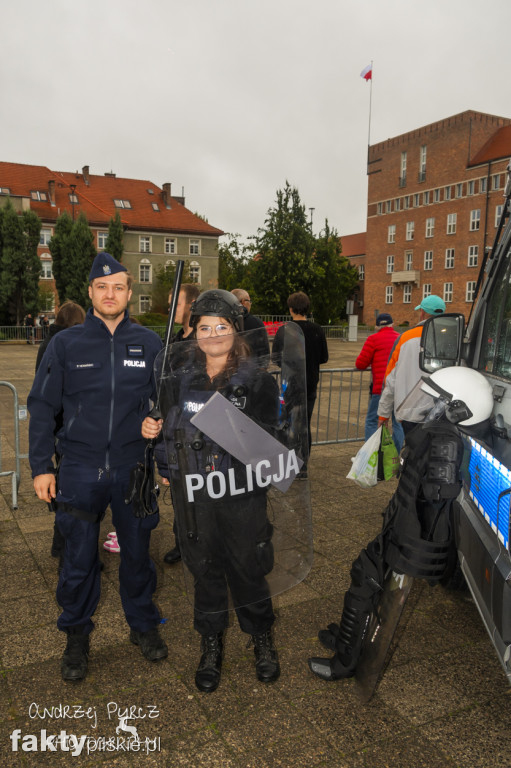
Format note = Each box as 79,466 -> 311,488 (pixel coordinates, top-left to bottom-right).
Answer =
105,211 -> 124,261
49,211 -> 73,304
252,182 -> 315,314
150,260 -> 193,314
65,212 -> 96,307
217,234 -> 254,292
311,222 -> 360,325
0,199 -> 41,324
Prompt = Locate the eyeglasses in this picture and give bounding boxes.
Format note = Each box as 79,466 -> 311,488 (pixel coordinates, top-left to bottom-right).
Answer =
242,298 -> 252,305
196,323 -> 233,338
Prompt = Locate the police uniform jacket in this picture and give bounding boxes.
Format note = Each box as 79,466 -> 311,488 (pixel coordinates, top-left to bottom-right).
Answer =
28,309 -> 162,477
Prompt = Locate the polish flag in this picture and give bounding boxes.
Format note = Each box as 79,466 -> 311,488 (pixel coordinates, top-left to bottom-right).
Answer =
360,64 -> 372,81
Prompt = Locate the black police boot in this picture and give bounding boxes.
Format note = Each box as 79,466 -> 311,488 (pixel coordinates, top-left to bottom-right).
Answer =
309,601 -> 370,681
61,628 -> 90,682
195,633 -> 223,693
130,627 -> 168,662
163,546 -> 182,565
251,630 -> 280,683
317,622 -> 340,651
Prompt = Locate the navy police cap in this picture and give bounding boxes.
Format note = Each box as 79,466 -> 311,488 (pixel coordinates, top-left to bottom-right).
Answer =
89,252 -> 127,282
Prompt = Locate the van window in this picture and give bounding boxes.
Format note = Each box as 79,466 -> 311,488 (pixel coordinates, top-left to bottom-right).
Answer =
481,254 -> 511,378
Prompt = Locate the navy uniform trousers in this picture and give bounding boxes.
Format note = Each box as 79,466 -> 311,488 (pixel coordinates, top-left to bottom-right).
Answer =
55,458 -> 160,635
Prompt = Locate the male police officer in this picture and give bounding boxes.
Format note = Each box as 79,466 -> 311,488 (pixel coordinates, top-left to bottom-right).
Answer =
28,252 -> 167,681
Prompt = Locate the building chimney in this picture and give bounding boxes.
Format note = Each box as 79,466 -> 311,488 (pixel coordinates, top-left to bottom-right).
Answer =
48,179 -> 56,207
104,172 -> 116,178
82,165 -> 90,185
161,182 -> 172,208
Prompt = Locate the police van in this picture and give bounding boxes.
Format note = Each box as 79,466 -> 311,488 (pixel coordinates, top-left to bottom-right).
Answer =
421,161 -> 511,682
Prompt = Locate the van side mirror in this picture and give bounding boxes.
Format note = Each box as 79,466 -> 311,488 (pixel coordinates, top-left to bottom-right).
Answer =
419,313 -> 465,372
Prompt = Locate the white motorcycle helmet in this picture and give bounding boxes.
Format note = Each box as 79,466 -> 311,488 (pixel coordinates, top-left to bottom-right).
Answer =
396,367 -> 494,427
421,367 -> 494,426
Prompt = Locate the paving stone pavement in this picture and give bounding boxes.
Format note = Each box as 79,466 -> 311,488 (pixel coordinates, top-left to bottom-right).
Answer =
0,341 -> 510,767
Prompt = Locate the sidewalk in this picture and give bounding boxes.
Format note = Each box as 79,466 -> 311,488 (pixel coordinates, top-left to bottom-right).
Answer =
0,344 -> 509,767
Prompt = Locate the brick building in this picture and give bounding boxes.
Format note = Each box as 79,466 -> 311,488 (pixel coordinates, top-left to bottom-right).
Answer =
340,231 -> 366,322
364,110 -> 511,326
0,162 -> 224,315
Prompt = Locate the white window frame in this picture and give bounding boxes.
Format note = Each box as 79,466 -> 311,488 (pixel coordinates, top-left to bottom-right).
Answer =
139,295 -> 151,313
467,180 -> 475,196
413,193 -> 420,207
444,186 -> 452,200
387,225 -> 396,244
400,151 -> 407,177
97,231 -> 108,249
445,248 -> 455,269
492,174 -> 501,191
139,258 -> 152,283
40,259 -> 53,279
406,221 -> 414,241
446,213 -> 457,235
385,286 -> 393,304
139,236 -> 152,254
394,198 -> 401,211
189,260 -> 201,282
165,237 -> 176,255
433,188 -> 440,203
455,183 -> 463,198
443,282 -> 453,303
470,209 -> 481,231
466,281 -> 476,302
405,251 -> 413,271
189,239 -> 200,256
386,255 -> 394,274
468,245 -> 479,268
31,190 -> 48,201
39,228 -> 52,246
385,200 -> 391,214
114,199 -> 132,209
377,202 -> 383,215
423,190 -> 430,205
403,285 -> 412,304
479,177 -> 487,194
419,145 -> 427,173
358,265 -> 365,281
425,217 -> 435,238
424,250 -> 433,271
423,284 -> 432,299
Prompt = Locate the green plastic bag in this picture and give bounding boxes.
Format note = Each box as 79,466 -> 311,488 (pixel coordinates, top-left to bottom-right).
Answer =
377,424 -> 399,481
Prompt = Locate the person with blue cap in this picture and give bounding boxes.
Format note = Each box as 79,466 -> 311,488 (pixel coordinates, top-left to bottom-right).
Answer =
377,294 -> 446,437
28,252 -> 167,681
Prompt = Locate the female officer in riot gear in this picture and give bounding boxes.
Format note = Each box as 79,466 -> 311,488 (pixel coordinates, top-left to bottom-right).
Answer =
143,289 -> 281,693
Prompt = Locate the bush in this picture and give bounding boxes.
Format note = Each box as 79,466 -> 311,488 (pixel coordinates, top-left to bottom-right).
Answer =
136,312 -> 167,327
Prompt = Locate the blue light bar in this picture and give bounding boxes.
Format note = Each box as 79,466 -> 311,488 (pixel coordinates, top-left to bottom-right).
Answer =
464,437 -> 511,549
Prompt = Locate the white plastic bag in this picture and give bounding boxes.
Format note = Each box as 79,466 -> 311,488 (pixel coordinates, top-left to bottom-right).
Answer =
346,426 -> 382,488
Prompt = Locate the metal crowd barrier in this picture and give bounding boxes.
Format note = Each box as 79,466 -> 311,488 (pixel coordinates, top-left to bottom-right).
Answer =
0,381 -> 24,508
312,368 -> 371,445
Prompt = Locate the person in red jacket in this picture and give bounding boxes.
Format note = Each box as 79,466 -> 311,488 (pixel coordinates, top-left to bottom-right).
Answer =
355,313 -> 404,453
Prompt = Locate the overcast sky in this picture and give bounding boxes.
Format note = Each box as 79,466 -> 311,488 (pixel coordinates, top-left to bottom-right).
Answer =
1,0 -> 511,242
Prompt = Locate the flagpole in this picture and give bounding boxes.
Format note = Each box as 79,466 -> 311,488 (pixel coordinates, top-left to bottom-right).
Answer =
367,59 -> 373,170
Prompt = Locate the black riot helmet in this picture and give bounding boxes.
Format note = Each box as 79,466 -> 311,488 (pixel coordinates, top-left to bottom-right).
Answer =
189,289 -> 245,332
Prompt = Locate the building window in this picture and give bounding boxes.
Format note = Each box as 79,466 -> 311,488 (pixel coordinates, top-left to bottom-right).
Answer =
139,295 -> 151,313
139,259 -> 152,283
387,225 -> 396,244
400,152 -> 407,186
394,198 -> 401,211
386,255 -> 394,273
405,252 -> 413,271
114,199 -> 132,209
467,180 -> 475,195
470,209 -> 481,231
423,284 -> 432,299
40,259 -> 53,279
425,217 -> 435,238
468,245 -> 479,267
423,190 -> 430,205
479,177 -> 487,194
403,195 -> 410,209
434,188 -> 441,203
189,240 -> 200,256
39,228 -> 52,246
406,221 -> 414,241
139,236 -> 151,253
151,202 -> 160,211
466,281 -> 477,302
385,286 -> 393,304
165,237 -> 176,254
492,174 -> 501,190
446,213 -> 457,235
445,248 -> 455,269
358,265 -> 365,281
424,250 -> 433,270
413,193 -> 420,207
443,282 -> 453,303
31,190 -> 48,201
385,200 -> 391,213
377,202 -> 383,215
403,285 -> 412,304
189,260 -> 201,282
0,187 -> 10,195
496,204 -> 503,227
444,186 -> 452,200
455,183 -> 463,198
165,259 -> 175,271
97,231 -> 108,249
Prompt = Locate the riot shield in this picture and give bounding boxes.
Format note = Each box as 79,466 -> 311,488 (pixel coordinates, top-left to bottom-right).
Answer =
154,323 -> 312,612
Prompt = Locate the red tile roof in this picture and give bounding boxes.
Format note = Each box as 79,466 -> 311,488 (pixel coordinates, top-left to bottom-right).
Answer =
340,232 -> 366,257
0,161 -> 224,237
468,125 -> 511,167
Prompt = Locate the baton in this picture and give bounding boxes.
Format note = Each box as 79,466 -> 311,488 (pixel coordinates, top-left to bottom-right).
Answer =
151,259 -> 184,417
